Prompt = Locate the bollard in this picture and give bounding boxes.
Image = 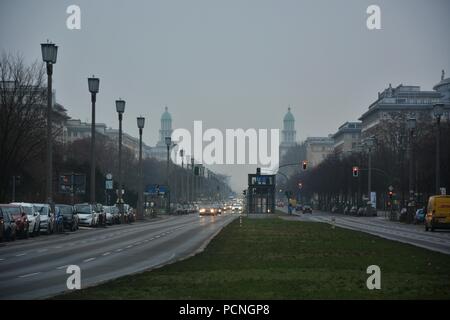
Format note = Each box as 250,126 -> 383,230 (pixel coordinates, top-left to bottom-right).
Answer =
331,217 -> 336,229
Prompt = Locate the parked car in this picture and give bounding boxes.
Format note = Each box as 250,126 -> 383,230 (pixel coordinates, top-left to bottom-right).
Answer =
414,208 -> 426,224
425,195 -> 450,232
103,206 -> 115,225
10,207 -> 29,238
56,204 -> 79,231
34,204 -> 54,235
295,204 -> 303,212
74,203 -> 98,227
111,206 -> 120,224
12,202 -> 40,236
0,204 -> 18,241
302,205 -> 312,214
343,206 -> 350,215
350,206 -> 358,215
357,207 -> 365,216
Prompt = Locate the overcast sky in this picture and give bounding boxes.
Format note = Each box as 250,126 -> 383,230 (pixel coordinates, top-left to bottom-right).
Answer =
1,0 -> 449,191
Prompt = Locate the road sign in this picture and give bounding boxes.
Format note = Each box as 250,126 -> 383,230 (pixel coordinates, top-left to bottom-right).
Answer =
388,185 -> 394,191
440,187 -> 447,195
370,192 -> 376,208
106,173 -> 113,180
105,180 -> 113,190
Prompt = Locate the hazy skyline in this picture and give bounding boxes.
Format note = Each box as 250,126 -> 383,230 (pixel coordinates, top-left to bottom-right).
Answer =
1,0 -> 449,191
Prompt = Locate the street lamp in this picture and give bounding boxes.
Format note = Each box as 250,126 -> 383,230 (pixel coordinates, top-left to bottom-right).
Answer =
365,137 -> 375,209
41,41 -> 58,205
179,149 -> 185,202
433,104 -> 444,194
137,116 -> 145,220
165,136 -> 172,212
406,116 -> 416,200
116,99 -> 125,221
88,76 -> 100,205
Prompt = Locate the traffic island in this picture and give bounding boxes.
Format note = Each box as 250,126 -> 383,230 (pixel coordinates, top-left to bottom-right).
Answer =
58,218 -> 450,299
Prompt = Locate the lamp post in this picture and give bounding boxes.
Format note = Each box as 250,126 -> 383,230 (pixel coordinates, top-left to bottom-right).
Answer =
186,155 -> 191,203
406,116 -> 416,201
41,41 -> 58,205
433,104 -> 444,195
165,136 -> 172,212
406,116 -> 417,223
191,157 -> 195,201
179,149 -> 185,201
365,137 -> 375,210
116,99 -> 125,221
88,76 -> 100,204
137,116 -> 145,220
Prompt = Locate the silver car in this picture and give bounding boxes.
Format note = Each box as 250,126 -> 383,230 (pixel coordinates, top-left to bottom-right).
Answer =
34,204 -> 54,234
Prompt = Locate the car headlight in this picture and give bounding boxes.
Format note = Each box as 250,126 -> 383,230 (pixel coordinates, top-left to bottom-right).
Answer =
200,208 -> 206,213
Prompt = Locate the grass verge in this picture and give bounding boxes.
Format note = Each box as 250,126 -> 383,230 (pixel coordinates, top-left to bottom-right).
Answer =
59,217 -> 450,299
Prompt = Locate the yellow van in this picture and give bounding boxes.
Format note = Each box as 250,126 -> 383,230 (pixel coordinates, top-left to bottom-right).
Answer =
425,195 -> 450,231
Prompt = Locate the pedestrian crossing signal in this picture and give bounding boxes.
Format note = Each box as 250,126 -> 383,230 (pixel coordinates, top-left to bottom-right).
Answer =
352,166 -> 359,177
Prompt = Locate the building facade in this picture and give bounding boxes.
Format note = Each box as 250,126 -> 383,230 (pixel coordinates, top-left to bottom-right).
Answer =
332,122 -> 362,156
305,136 -> 334,167
359,81 -> 444,138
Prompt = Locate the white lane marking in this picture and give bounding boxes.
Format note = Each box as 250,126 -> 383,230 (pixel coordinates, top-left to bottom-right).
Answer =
16,253 -> 27,257
56,265 -> 69,270
18,272 -> 41,278
115,248 -> 123,252
0,258 -> 5,261
54,246 -> 62,249
102,252 -> 111,256
37,249 -> 48,253
83,257 -> 96,263
126,245 -> 133,249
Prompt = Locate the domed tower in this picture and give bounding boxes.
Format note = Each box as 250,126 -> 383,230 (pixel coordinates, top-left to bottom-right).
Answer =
280,107 -> 297,158
434,69 -> 450,103
157,106 -> 173,146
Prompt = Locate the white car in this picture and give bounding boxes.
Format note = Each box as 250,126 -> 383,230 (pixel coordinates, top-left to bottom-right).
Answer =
12,202 -> 40,236
74,203 -> 98,227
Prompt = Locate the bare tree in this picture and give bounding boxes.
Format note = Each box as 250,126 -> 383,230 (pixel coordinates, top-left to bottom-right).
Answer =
0,52 -> 48,201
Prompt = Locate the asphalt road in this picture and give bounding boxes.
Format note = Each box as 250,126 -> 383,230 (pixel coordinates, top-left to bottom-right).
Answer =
0,213 -> 236,299
280,208 -> 450,255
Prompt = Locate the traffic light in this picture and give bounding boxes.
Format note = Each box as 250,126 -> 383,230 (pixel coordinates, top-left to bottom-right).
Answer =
298,182 -> 303,189
243,190 -> 247,196
352,166 -> 359,177
302,160 -> 308,171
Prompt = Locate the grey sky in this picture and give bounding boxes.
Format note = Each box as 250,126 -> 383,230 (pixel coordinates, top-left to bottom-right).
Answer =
1,0 -> 449,191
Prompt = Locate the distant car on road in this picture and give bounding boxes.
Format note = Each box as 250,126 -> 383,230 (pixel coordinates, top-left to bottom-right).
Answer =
295,204 -> 303,212
302,205 -> 312,214
0,204 -> 18,241
199,203 -> 219,216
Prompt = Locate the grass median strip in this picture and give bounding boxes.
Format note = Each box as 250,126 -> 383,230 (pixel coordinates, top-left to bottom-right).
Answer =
58,217 -> 450,299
